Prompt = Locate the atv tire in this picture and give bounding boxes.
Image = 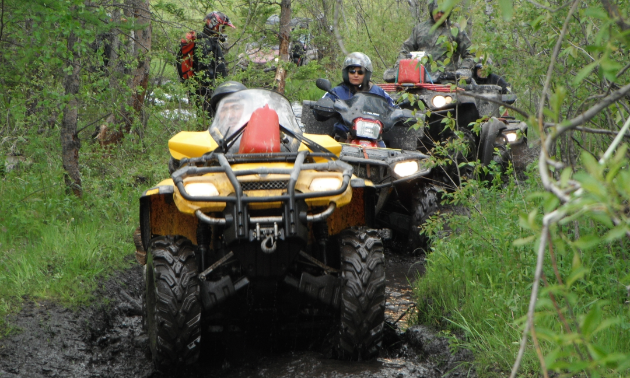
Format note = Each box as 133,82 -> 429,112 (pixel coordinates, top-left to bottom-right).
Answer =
337,227 -> 386,360
145,235 -> 202,369
408,185 -> 438,253
478,118 -> 504,166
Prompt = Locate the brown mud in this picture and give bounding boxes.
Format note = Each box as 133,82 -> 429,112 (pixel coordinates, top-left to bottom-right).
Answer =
0,250 -> 474,378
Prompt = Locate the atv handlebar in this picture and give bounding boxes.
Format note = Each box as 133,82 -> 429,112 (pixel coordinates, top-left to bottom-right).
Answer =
305,97 -> 425,132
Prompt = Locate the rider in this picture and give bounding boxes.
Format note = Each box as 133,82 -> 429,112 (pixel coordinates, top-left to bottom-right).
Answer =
324,52 -> 397,146
209,80 -> 248,114
472,57 -> 511,94
193,11 -> 235,114
384,0 -> 474,82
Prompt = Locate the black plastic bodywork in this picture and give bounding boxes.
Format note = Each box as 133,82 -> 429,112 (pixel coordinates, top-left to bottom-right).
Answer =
303,92 -> 424,150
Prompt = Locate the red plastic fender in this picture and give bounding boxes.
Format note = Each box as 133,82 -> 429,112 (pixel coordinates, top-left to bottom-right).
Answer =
238,104 -> 281,153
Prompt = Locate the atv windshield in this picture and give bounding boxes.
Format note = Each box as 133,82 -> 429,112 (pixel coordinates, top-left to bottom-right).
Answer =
339,93 -> 396,129
209,89 -> 302,152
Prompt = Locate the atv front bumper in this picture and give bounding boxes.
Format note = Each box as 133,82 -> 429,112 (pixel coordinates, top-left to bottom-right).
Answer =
339,145 -> 431,188
170,150 -> 353,244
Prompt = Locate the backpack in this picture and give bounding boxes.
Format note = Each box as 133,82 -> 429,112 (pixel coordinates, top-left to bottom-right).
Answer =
177,31 -> 197,80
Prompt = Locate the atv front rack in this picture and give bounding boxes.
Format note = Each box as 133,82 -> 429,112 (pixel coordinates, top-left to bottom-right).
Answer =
172,151 -> 352,243
339,145 -> 432,188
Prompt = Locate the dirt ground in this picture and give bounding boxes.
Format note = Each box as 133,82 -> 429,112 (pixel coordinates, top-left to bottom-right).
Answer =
0,249 -> 475,378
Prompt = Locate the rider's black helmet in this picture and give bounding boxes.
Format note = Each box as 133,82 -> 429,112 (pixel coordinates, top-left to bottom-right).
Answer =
204,11 -> 236,32
341,52 -> 373,90
210,81 -> 247,112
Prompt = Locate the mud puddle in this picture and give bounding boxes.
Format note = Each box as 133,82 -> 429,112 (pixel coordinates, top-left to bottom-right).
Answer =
0,252 -> 474,378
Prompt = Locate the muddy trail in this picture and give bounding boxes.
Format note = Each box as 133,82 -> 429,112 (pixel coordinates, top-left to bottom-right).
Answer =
0,250 -> 474,378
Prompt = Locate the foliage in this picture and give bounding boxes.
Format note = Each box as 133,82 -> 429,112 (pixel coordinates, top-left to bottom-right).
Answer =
0,109 -> 195,335
417,173 -> 630,377
1,1 -> 629,376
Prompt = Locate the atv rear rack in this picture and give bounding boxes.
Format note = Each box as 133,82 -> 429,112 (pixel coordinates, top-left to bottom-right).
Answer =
377,83 -> 464,93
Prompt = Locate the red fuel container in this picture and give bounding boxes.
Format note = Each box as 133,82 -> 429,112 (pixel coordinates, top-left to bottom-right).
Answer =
397,59 -> 425,84
239,104 -> 281,154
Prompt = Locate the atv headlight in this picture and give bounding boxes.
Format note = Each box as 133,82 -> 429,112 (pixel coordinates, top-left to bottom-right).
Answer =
185,182 -> 219,197
309,177 -> 341,192
432,95 -> 452,108
353,118 -> 382,139
393,161 -> 419,178
504,131 -> 518,143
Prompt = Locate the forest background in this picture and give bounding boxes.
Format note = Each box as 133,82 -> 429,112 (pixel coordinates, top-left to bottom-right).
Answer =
0,0 -> 629,377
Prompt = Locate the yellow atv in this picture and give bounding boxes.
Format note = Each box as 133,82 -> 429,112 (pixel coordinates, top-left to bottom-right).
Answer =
138,88 -> 431,368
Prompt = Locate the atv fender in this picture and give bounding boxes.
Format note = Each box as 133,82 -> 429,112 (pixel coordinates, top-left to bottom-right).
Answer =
169,131 -> 219,160
140,180 -> 199,251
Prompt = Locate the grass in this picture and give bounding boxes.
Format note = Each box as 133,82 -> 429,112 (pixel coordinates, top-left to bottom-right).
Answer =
414,176 -> 630,377
0,112 -> 195,335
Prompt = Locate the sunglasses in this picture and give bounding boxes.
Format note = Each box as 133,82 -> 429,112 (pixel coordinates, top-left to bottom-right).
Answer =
348,68 -> 365,75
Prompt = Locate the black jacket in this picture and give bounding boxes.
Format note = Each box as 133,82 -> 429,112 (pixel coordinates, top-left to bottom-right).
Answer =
195,26 -> 227,81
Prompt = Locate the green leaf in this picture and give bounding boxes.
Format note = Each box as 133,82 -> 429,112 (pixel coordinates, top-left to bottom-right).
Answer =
615,170 -> 630,200
497,0 -> 513,21
513,235 -> 535,246
592,317 -> 621,337
549,87 -> 566,119
543,194 -> 559,213
574,172 -> 607,199
573,60 -> 598,86
560,167 -> 572,188
573,234 -> 600,250
457,17 -> 467,32
450,27 -> 458,38
581,304 -> 603,338
604,225 -> 629,242
544,347 -> 562,368
578,151 -> 602,178
566,254 -> 588,287
601,56 -> 622,82
585,6 -> 610,20
530,15 -> 545,30
587,342 -> 608,360
585,211 -> 614,228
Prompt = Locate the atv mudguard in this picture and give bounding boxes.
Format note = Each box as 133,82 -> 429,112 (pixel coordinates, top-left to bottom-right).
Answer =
139,180 -> 199,252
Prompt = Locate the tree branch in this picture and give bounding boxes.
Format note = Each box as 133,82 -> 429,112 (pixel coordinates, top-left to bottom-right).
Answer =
353,0 -> 387,68
600,0 -> 630,32
333,0 -> 348,56
509,211 -> 562,378
554,82 -> 630,136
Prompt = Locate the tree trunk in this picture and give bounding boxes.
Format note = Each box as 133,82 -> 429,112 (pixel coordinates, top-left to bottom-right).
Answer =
275,0 -> 291,94
107,2 -> 133,134
61,30 -> 83,197
130,0 -> 151,130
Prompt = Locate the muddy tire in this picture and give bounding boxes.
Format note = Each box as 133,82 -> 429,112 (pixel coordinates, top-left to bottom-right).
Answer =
478,118 -> 503,166
145,235 -> 202,369
408,185 -> 438,253
337,227 -> 386,360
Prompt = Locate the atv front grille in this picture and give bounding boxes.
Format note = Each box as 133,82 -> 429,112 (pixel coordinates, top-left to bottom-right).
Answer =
240,180 -> 289,191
